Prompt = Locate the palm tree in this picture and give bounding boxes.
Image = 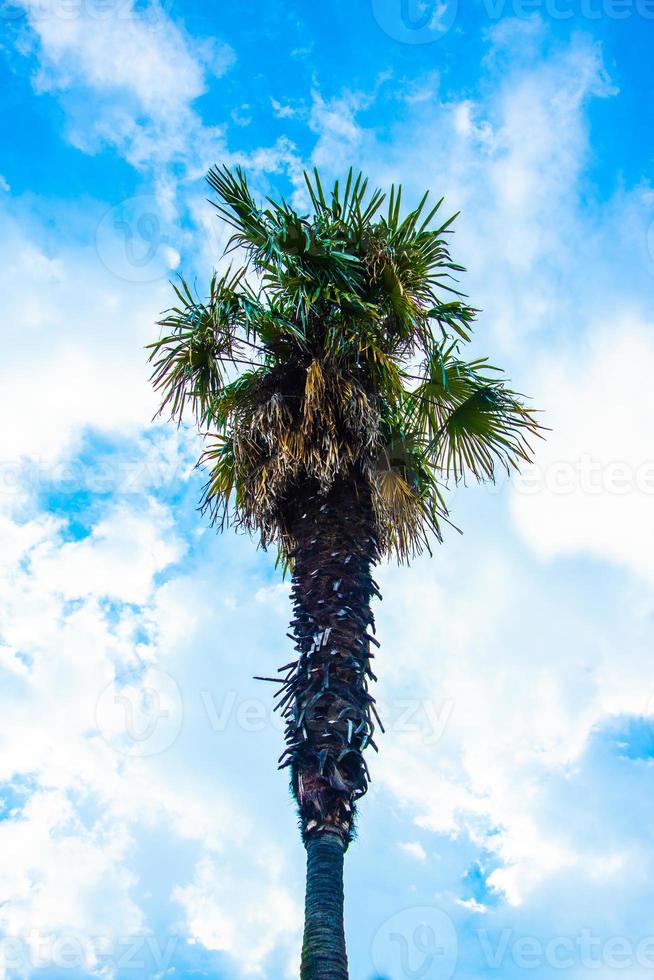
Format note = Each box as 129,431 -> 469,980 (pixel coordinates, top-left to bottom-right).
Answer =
148,166 -> 541,980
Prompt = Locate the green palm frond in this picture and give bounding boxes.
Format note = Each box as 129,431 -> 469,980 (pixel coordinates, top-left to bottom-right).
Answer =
207,165 -> 274,256
198,434 -> 238,529
435,383 -> 539,481
408,347 -> 541,482
147,268 -> 256,425
304,167 -> 387,231
149,164 -> 543,561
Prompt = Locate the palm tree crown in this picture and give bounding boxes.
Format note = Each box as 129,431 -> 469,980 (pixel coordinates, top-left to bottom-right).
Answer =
149,165 -> 540,565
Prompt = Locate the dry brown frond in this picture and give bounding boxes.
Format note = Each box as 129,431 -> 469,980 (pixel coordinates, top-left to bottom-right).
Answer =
370,468 -> 428,561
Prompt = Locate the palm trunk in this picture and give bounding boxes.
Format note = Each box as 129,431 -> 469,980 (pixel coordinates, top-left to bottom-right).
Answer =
275,473 -> 382,979
301,833 -> 348,980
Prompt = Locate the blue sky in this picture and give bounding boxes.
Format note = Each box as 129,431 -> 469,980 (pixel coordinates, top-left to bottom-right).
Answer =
1,2 -> 654,978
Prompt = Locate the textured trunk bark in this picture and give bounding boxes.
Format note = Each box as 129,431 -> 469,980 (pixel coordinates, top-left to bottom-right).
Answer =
279,473 -> 381,841
300,833 -> 348,980
273,473 -> 381,979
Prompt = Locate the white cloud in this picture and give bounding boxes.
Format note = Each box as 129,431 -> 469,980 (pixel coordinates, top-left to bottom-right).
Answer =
309,90 -> 371,173
175,851 -> 300,976
372,536 -> 654,916
0,788 -> 142,966
271,97 -> 302,119
0,203 -> 170,467
28,8 -> 208,113
305,26 -> 617,352
32,500 -> 183,604
13,0 -> 233,185
512,316 -> 654,583
398,840 -> 427,861
0,501 -> 166,969
0,485 -> 300,976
